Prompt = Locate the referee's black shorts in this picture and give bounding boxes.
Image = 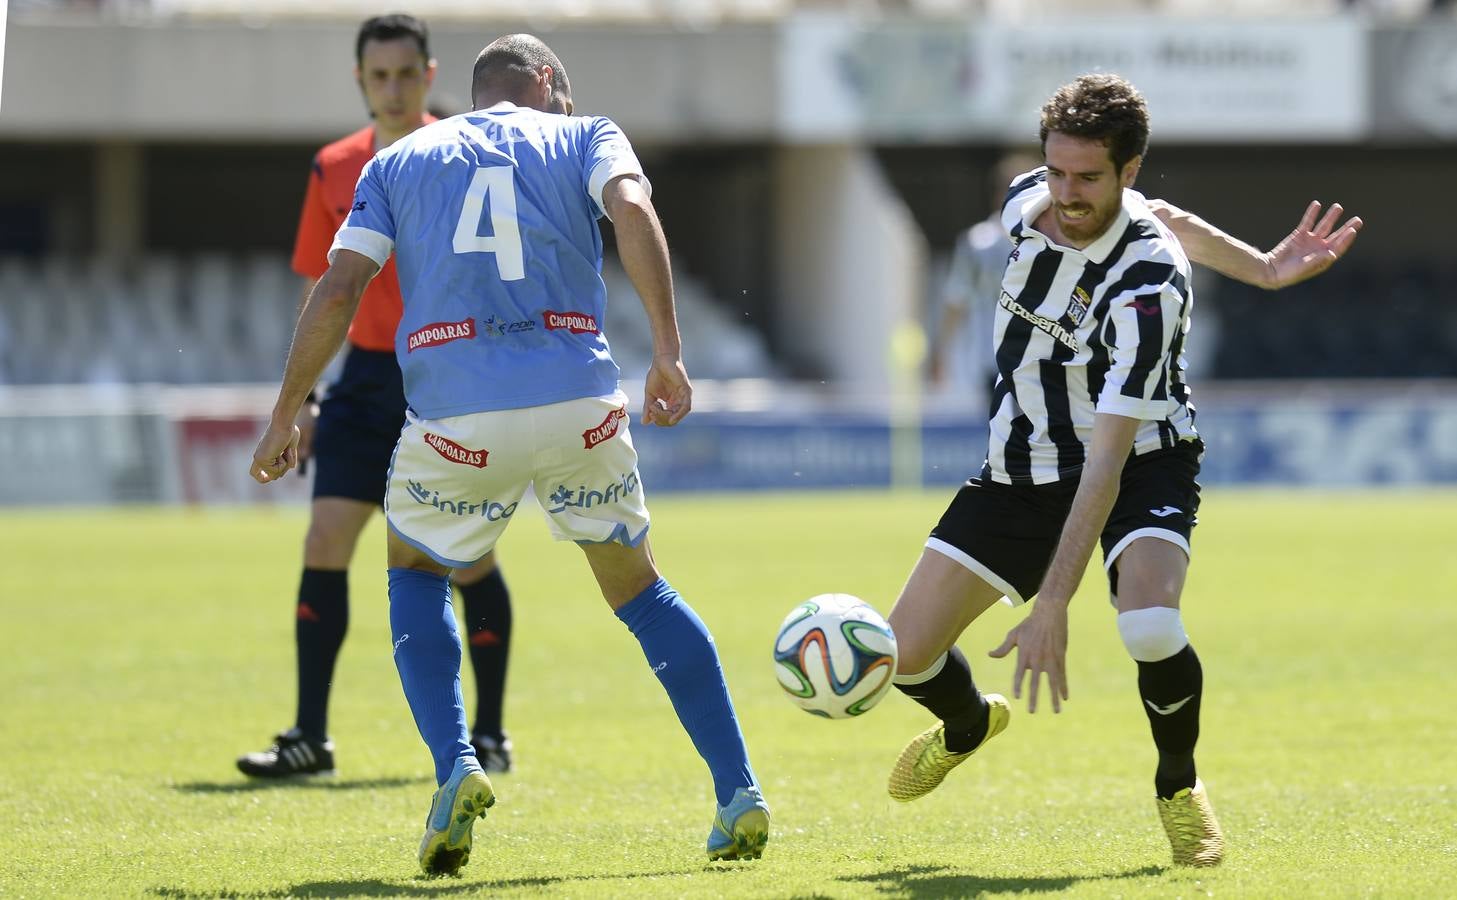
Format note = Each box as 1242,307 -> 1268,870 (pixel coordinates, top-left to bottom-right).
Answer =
310,346 -> 406,506
927,439 -> 1204,605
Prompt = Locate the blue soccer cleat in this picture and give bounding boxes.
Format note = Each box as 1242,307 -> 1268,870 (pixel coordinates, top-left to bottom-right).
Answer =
707,786 -> 770,861
417,756 -> 496,876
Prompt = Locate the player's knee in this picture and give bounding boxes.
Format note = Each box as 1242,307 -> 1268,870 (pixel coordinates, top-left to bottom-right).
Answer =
1116,606 -> 1188,663
303,519 -> 357,568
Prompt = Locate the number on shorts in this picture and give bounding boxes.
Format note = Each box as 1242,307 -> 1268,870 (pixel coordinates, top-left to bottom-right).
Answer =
452,166 -> 525,281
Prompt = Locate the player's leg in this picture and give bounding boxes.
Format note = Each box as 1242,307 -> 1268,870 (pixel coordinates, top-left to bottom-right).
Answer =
387,531 -> 496,876
537,391 -> 765,859
453,552 -> 514,772
382,406 -> 526,874
1102,439 -> 1221,866
886,476 -> 1069,801
238,351 -> 396,778
578,538 -> 768,861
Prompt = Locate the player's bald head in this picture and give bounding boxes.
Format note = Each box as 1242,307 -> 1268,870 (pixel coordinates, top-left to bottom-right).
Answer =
472,34 -> 572,113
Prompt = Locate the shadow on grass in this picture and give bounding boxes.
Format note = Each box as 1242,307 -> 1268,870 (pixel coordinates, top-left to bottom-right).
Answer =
838,863 -> 1167,897
151,869 -> 689,898
168,775 -> 432,794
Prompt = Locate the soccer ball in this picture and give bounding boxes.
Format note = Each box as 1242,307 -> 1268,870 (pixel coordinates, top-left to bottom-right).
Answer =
773,593 -> 898,719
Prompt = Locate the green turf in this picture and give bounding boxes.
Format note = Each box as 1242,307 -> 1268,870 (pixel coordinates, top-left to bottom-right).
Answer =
1,490 -> 1453,898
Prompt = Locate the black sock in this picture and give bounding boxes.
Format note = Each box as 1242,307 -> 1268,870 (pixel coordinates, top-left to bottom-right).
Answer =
294,568 -> 348,742
1137,643 -> 1203,799
893,647 -> 989,753
458,568 -> 512,740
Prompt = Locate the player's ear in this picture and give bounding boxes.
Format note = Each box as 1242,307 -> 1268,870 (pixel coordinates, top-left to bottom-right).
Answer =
425,58 -> 439,88
1121,155 -> 1143,189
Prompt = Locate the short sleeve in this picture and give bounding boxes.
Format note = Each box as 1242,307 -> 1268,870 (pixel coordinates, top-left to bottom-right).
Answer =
329,157 -> 395,269
581,116 -> 650,220
290,156 -> 333,279
1096,277 -> 1186,420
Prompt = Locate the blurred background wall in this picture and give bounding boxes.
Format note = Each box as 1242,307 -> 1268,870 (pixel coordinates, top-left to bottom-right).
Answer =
1,0 -> 1454,503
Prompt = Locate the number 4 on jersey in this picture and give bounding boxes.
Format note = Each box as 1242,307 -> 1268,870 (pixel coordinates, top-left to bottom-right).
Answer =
452,166 -> 525,281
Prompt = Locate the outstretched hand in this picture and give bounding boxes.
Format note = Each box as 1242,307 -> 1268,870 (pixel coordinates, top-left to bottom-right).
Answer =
642,355 -> 692,427
988,602 -> 1070,713
1265,201 -> 1363,289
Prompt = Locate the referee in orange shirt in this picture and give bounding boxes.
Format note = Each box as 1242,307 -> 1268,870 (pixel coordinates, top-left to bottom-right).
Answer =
237,14 -> 515,778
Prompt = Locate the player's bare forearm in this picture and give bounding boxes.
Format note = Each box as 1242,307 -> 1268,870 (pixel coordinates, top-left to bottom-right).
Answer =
603,176 -> 681,361
1150,198 -> 1362,291
1035,413 -> 1140,608
1147,199 -> 1275,289
271,262 -> 369,426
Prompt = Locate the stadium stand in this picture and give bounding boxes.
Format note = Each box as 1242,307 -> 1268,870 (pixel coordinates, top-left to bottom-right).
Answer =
0,255 -> 780,385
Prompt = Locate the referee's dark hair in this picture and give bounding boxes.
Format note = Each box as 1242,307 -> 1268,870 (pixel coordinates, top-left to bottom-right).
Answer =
1039,74 -> 1150,171
356,13 -> 432,66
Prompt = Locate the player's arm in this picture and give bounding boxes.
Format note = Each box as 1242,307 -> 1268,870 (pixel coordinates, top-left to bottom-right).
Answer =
250,253 -> 376,483
1148,199 -> 1362,290
602,173 -> 690,427
989,413 -> 1139,714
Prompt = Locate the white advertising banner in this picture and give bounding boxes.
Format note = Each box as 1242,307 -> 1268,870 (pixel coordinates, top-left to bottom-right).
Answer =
781,15 -> 1368,143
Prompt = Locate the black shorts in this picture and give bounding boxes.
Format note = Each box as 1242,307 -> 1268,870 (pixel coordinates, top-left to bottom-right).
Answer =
927,439 -> 1203,605
310,346 -> 406,505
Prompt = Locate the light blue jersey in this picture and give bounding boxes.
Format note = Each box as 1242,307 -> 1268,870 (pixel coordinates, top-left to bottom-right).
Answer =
330,103 -> 649,419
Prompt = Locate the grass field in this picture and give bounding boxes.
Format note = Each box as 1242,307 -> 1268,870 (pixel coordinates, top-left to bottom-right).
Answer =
1,490 -> 1454,898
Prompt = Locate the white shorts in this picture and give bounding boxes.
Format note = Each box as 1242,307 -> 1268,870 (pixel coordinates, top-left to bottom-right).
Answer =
385,389 -> 650,567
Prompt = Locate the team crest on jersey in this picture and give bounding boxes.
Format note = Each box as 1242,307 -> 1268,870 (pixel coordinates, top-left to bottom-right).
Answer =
1065,287 -> 1092,325
407,318 -> 476,352
582,406 -> 628,450
423,432 -> 489,468
543,310 -> 600,335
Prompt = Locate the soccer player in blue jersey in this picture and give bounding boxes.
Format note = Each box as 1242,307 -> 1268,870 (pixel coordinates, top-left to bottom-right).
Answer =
248,33 -> 768,875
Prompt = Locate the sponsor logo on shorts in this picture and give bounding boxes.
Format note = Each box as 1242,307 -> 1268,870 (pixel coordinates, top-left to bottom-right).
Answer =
406,479 -> 518,521
423,432 -> 489,468
542,310 -> 599,334
582,406 -> 628,450
407,318 -> 476,352
546,470 -> 640,514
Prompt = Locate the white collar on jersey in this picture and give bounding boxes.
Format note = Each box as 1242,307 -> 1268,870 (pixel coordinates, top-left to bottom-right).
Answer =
1018,188 -> 1140,265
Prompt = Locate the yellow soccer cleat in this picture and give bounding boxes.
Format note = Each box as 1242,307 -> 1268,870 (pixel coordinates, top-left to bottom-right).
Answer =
1156,779 -> 1224,867
887,693 -> 1010,802
418,759 -> 496,876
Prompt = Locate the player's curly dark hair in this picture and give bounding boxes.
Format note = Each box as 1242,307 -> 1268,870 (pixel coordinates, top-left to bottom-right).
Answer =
355,14 -> 431,67
1038,74 -> 1149,171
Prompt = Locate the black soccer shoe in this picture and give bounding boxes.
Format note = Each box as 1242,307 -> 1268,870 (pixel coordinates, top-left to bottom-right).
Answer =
236,729 -> 337,778
470,733 -> 513,774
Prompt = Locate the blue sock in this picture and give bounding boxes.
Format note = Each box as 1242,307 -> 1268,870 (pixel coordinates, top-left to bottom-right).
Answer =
387,567 -> 474,785
615,578 -> 756,807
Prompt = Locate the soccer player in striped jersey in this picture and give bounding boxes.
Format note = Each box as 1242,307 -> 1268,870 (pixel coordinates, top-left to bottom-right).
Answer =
884,74 -> 1361,868
236,14 -> 517,781
248,34 -> 767,874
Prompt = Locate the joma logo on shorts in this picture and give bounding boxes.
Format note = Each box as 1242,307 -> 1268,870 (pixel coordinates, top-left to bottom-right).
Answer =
407,318 -> 476,352
582,406 -> 628,449
406,480 -> 517,520
543,310 -> 599,334
423,432 -> 488,468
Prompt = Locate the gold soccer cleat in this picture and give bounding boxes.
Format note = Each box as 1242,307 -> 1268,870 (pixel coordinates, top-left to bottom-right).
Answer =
1156,778 -> 1224,867
887,694 -> 1010,802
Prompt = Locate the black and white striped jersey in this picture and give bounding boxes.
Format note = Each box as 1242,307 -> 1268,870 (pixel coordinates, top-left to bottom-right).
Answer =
982,168 -> 1197,486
